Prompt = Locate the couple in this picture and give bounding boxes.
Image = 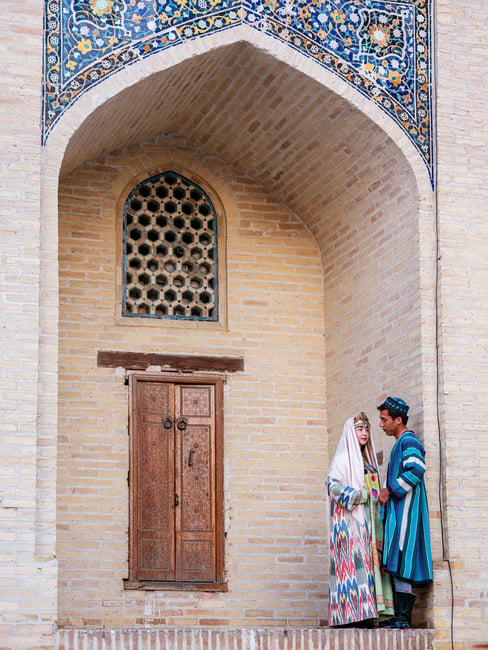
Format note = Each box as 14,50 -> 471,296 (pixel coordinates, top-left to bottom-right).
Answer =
327,397 -> 433,629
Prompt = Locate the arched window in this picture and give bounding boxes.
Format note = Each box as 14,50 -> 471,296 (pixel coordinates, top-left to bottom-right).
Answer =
122,171 -> 218,321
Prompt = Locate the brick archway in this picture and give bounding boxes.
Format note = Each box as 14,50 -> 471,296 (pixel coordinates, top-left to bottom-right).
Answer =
42,28 -> 439,640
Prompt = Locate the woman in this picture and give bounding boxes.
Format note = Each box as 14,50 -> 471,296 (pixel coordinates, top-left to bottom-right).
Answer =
327,412 -> 394,627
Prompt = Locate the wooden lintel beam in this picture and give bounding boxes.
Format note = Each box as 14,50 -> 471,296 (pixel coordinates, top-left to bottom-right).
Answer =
97,350 -> 244,373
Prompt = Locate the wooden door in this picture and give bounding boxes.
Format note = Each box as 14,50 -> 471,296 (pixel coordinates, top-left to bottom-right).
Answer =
128,374 -> 223,587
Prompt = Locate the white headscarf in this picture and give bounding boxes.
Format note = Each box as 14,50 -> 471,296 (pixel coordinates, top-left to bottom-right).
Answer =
327,415 -> 379,524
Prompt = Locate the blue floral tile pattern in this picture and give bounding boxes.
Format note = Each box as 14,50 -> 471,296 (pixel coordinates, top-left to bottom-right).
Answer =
43,0 -> 433,184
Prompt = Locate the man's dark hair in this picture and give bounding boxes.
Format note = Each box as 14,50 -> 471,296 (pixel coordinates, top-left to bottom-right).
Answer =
377,403 -> 409,426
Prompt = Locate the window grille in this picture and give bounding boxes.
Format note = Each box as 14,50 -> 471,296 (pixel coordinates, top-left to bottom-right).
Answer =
123,171 -> 217,321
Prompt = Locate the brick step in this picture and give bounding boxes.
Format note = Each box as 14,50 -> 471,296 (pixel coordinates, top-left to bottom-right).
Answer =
56,627 -> 434,649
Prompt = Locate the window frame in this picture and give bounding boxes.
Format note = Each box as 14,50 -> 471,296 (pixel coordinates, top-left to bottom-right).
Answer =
115,168 -> 228,330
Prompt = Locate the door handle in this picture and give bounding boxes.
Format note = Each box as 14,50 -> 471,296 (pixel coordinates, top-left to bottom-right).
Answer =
163,416 -> 173,429
177,417 -> 187,430
188,450 -> 195,467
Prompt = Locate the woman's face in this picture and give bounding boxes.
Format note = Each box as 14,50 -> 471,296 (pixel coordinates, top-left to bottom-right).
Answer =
355,424 -> 370,446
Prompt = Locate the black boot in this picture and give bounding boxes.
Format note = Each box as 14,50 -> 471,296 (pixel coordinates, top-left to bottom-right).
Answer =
381,592 -> 416,629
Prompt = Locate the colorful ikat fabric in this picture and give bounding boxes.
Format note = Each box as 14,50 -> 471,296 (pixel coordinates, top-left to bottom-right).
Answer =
327,466 -> 393,626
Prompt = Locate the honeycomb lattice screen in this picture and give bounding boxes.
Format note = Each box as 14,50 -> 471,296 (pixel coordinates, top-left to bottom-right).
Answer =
123,171 -> 217,321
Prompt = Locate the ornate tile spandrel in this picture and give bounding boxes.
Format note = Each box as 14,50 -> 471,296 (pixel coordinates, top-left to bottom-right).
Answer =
245,0 -> 432,180
43,0 -> 433,184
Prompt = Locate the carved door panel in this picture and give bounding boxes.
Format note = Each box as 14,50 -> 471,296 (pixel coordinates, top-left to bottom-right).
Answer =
176,384 -> 216,582
129,375 -> 221,585
132,379 -> 175,581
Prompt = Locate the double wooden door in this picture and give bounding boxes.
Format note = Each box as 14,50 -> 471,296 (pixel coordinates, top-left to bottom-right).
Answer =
127,374 -> 224,586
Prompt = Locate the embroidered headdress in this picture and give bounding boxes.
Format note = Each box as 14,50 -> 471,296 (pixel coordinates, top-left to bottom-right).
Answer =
353,411 -> 370,429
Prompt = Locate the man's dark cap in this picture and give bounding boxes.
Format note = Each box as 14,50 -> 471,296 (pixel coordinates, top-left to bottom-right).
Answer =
380,396 -> 409,416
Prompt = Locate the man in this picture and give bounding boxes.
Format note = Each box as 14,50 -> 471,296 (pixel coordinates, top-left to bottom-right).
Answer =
377,396 -> 433,629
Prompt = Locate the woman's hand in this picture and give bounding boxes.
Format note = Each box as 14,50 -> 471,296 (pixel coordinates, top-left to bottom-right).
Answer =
379,487 -> 390,505
353,488 -> 368,506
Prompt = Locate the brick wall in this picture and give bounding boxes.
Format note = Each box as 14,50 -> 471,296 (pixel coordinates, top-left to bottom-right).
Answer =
0,0 -> 57,648
435,1 -> 488,647
310,129 -> 443,632
56,113 -> 435,630
57,142 -> 329,627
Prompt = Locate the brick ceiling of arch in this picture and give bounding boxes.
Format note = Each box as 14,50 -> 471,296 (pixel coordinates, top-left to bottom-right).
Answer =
45,0 -> 432,187
56,41 -> 419,228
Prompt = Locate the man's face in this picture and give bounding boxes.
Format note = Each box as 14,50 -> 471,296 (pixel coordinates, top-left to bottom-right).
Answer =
379,409 -> 401,437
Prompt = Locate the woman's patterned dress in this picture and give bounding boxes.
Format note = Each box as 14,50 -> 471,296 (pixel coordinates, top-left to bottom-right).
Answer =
328,463 -> 393,626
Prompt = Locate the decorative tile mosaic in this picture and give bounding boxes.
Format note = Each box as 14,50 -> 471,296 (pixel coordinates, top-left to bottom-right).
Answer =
43,0 -> 433,183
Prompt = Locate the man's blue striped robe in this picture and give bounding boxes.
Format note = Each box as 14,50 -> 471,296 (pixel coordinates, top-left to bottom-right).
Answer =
382,431 -> 433,585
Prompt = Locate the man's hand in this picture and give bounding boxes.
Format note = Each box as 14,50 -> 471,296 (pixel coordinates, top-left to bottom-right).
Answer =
379,487 -> 390,506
